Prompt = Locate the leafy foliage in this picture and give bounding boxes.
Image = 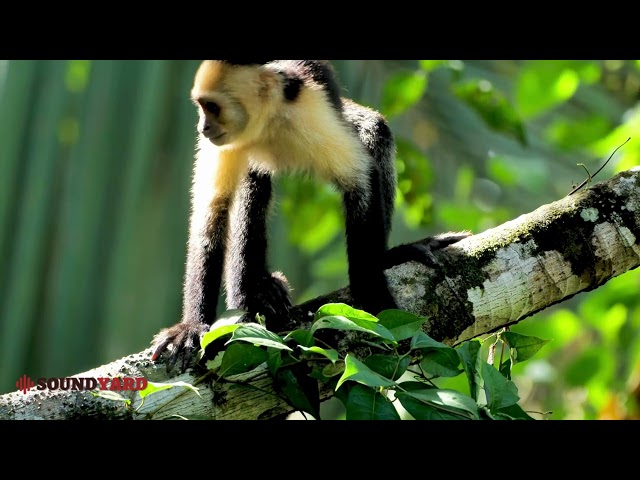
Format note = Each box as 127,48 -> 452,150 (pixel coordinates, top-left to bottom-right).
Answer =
191,303 -> 548,420
270,60 -> 640,419
453,79 -> 527,145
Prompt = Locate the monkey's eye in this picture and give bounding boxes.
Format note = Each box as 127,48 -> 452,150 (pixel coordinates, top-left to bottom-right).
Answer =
203,101 -> 221,117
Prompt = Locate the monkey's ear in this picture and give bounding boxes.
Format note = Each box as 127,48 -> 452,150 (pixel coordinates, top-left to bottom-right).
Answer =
258,69 -> 281,99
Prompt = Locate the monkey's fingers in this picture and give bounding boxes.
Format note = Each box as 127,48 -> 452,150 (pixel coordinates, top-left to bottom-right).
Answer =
258,283 -> 291,319
263,272 -> 292,310
384,243 -> 438,268
250,272 -> 292,327
151,337 -> 172,361
270,271 -> 292,304
150,322 -> 207,373
384,232 -> 471,269
420,231 -> 472,249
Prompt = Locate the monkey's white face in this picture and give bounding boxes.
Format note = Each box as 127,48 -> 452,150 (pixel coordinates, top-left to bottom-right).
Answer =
191,61 -> 286,149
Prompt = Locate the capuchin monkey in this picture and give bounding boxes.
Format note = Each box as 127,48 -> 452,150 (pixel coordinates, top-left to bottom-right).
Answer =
152,60 -> 470,370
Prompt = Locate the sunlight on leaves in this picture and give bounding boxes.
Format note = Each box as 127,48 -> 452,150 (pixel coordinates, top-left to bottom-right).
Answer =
336,354 -> 397,390
453,79 -> 527,145
500,331 -> 550,364
516,61 -> 581,118
382,70 -> 428,118
226,323 -> 292,351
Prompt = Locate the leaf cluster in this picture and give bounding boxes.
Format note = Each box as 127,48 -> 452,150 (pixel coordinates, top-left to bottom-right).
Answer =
191,303 -> 549,420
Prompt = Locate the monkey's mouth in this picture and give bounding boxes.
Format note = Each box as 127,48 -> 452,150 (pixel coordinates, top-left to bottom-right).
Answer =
209,132 -> 228,146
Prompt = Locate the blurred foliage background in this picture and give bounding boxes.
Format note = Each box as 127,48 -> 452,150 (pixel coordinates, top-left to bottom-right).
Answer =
1,60 -> 639,420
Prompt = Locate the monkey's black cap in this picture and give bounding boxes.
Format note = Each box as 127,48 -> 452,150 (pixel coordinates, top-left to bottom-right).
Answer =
217,60 -> 275,66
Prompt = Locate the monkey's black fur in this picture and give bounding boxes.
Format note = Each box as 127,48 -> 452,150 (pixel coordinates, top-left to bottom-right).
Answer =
152,61 -> 469,371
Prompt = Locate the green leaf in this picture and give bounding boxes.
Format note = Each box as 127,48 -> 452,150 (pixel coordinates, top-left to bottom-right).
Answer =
219,343 -> 268,377
310,314 -> 376,336
314,303 -> 379,322
453,79 -> 527,146
500,331 -> 550,364
267,348 -> 283,376
91,390 -> 131,405
299,345 -> 339,364
419,60 -> 446,72
480,362 -> 520,411
226,323 -> 292,351
516,61 -> 580,118
204,350 -> 224,373
382,70 -> 428,118
419,349 -> 463,378
201,319 -> 242,351
457,340 -> 482,400
410,331 -> 449,350
396,389 -> 479,420
322,361 -> 345,378
346,384 -> 400,420
310,315 -> 396,342
499,358 -> 512,380
276,367 -> 320,420
396,392 -> 467,420
333,381 -> 351,407
201,310 -> 246,353
376,309 -> 428,341
138,380 -> 200,401
283,329 -> 315,348
410,331 -> 461,377
364,354 -> 411,381
309,367 -> 331,382
544,115 -> 612,151
311,304 -> 396,343
481,361 -> 505,410
336,354 -> 397,390
311,364 -> 344,382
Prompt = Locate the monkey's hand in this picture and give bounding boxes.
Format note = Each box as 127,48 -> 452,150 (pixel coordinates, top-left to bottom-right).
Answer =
151,321 -> 209,373
249,271 -> 292,330
384,232 -> 472,269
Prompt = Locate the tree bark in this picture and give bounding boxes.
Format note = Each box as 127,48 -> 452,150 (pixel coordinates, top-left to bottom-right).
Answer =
2,168 -> 639,420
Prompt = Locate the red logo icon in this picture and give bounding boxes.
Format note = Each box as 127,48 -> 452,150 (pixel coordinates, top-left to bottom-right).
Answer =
16,374 -> 35,395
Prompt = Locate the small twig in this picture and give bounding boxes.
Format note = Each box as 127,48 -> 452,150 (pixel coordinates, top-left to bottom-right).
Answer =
568,137 -> 630,196
498,326 -> 509,370
487,337 -> 498,366
498,340 -> 506,370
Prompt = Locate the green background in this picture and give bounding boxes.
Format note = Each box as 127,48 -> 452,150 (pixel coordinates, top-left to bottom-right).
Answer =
1,60 -> 639,419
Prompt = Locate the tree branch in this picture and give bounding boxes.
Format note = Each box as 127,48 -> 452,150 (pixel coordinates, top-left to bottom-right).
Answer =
2,168 -> 639,420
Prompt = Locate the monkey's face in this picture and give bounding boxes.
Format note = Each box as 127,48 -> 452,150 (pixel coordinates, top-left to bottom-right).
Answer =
191,61 -> 282,148
194,94 -> 249,147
